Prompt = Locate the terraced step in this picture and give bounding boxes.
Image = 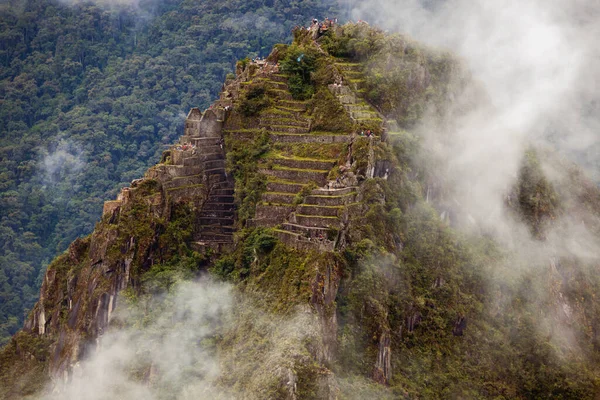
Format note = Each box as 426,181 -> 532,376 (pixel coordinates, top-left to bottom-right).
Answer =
354,117 -> 384,124
335,62 -> 362,72
254,78 -> 288,90
266,181 -> 307,193
260,168 -> 328,186
270,133 -> 351,144
282,223 -> 329,237
293,214 -> 341,228
337,94 -> 357,105
342,104 -> 372,112
259,117 -> 310,128
161,175 -> 203,190
304,193 -> 357,207
266,125 -> 310,134
276,100 -> 308,111
296,204 -> 342,217
253,204 -> 295,226
268,88 -> 294,100
262,192 -> 297,204
341,70 -> 363,78
269,74 -> 289,83
351,110 -> 380,120
328,85 -> 353,96
270,158 -> 336,171
312,187 -> 358,196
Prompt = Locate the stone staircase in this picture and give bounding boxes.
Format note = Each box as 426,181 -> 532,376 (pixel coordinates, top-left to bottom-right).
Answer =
184,138 -> 235,250
245,74 -> 360,251
331,62 -> 383,127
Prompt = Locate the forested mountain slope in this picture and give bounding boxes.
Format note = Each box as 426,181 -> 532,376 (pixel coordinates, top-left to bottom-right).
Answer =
0,0 -> 339,345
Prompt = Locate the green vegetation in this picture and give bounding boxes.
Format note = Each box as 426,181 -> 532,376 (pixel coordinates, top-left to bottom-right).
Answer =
309,88 -> 354,132
225,131 -> 271,226
322,23 -> 461,128
280,43 -> 319,100
239,84 -> 271,117
513,149 -> 561,238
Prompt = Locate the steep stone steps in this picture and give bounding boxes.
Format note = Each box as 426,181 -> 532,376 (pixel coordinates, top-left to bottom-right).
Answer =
269,133 -> 351,144
260,167 -> 328,186
199,216 -> 235,226
196,233 -> 233,243
202,202 -> 235,211
211,188 -> 234,196
293,214 -> 341,229
199,225 -> 235,235
200,209 -> 234,218
202,159 -> 226,170
296,204 -> 342,217
206,195 -> 234,203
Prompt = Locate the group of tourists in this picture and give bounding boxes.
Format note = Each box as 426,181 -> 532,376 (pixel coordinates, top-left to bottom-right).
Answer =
176,143 -> 196,151
360,130 -> 374,137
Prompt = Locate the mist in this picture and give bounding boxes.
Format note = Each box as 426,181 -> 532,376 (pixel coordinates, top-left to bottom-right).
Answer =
35,277 -> 321,399
38,140 -> 86,197
343,0 -> 600,245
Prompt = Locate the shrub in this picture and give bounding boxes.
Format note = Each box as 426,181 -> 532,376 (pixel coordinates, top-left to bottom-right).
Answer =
239,84 -> 271,117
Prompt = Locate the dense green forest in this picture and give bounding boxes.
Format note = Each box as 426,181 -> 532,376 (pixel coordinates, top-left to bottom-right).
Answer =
0,0 -> 340,345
